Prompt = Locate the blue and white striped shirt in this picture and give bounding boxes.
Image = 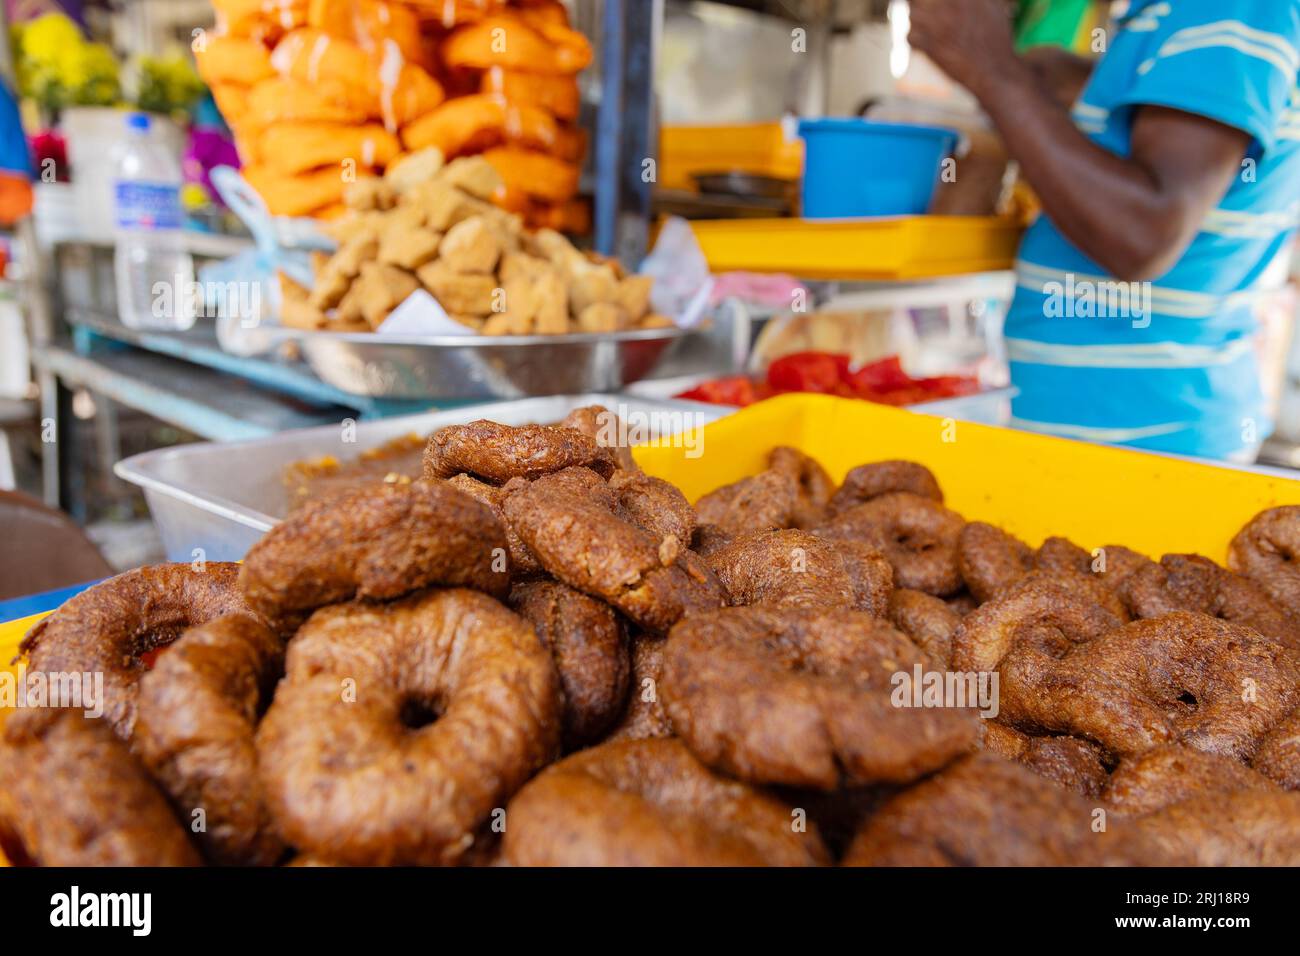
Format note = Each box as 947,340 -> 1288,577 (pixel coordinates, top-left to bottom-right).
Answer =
1006,0 -> 1300,457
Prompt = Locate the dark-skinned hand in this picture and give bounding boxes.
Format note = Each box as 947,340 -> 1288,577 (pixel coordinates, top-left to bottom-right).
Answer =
909,0 -> 1019,97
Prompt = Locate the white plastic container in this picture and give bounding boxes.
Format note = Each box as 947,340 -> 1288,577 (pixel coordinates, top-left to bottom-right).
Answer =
111,112 -> 196,330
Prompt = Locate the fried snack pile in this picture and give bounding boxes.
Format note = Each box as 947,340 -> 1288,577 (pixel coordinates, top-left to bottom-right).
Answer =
277,152 -> 668,334
197,0 -> 590,230
5,408 -> 1300,867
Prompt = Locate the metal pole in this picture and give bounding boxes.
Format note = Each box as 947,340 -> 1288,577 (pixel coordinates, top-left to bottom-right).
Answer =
594,0 -> 658,266
0,1 -> 63,507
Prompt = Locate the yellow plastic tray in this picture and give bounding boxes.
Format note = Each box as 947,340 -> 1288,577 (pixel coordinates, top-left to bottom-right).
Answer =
659,122 -> 803,192
635,393 -> 1300,556
3,393 -> 1297,866
689,215 -> 1023,280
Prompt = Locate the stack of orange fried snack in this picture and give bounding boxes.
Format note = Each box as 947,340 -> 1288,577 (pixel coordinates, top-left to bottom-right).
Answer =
196,0 -> 591,231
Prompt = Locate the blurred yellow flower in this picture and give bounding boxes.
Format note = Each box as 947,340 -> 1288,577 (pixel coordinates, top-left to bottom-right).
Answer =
13,12 -> 122,112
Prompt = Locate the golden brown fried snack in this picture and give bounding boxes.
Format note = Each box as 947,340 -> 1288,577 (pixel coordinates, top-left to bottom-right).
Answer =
999,612 -> 1300,760
606,633 -> 674,741
17,563 -> 256,739
560,404 -> 638,472
1104,744 -> 1280,815
945,592 -> 981,616
768,446 -> 834,529
239,481 -> 511,621
950,573 -> 1125,673
1035,535 -> 1095,576
826,460 -> 943,517
501,738 -> 829,866
690,523 -> 735,559
705,529 -> 891,615
1229,505 -> 1300,618
502,470 -> 722,634
980,722 -> 1109,798
256,589 -> 561,866
957,521 -> 1035,603
1251,706 -> 1300,789
693,469 -> 798,537
1131,790 -> 1300,865
0,708 -> 201,867
1095,543 -> 1160,593
134,614 -> 285,866
661,606 -> 978,790
816,492 -> 966,597
842,753 -> 1178,867
1121,553 -> 1299,648
445,473 -> 542,576
509,579 -> 630,749
608,469 -> 698,546
887,588 -> 963,667
423,419 -> 616,483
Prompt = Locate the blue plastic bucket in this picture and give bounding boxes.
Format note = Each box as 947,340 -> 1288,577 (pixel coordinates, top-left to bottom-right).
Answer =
797,118 -> 960,218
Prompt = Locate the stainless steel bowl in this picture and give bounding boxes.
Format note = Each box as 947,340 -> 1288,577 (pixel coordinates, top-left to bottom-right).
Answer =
277,326 -> 700,400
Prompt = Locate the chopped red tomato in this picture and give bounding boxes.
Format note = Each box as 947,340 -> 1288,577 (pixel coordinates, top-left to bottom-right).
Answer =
844,356 -> 913,398
766,352 -> 852,394
674,352 -> 981,410
676,375 -> 759,407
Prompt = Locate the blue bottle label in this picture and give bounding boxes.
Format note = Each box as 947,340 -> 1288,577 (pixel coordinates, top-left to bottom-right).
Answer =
114,181 -> 183,231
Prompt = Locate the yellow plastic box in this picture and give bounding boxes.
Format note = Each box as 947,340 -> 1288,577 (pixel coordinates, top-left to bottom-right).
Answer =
689,215 -> 1023,279
3,394 -> 1297,865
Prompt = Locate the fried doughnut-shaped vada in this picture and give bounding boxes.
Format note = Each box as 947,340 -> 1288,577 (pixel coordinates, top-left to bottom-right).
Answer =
0,708 -> 201,867
609,469 -> 697,546
705,529 -> 891,615
980,722 -> 1109,798
1229,505 -> 1300,618
423,419 -> 616,483
239,481 -> 510,621
503,469 -> 722,634
606,634 -> 674,741
816,492 -> 965,596
661,607 -> 979,790
999,612 -> 1300,760
256,589 -> 561,866
950,573 -> 1124,672
768,446 -> 834,529
693,469 -> 798,537
887,588 -> 962,667
501,738 -> 829,866
446,472 -> 541,575
1132,790 -> 1300,866
1104,744 -> 1280,816
134,614 -> 285,866
1123,553 -> 1300,648
841,753 -> 1173,867
957,521 -> 1034,602
18,562 -> 253,738
1034,535 -> 1095,576
826,460 -> 942,517
509,579 -> 629,749
1252,706 -> 1300,789
560,404 -> 638,472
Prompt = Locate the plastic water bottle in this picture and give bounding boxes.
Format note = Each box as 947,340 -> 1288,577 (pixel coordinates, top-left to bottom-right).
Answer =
112,112 -> 196,330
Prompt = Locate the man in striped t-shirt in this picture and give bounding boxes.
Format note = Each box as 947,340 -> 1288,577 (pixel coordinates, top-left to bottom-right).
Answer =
911,0 -> 1300,459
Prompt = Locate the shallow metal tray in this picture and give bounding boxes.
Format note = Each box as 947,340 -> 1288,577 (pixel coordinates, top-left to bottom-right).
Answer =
275,325 -> 703,400
115,394 -> 728,562
626,377 -> 1019,428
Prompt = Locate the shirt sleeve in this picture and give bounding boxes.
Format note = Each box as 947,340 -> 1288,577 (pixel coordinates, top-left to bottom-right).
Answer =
1111,0 -> 1300,152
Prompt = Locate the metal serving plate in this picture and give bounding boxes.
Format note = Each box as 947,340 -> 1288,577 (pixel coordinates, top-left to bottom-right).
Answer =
626,376 -> 1020,429
114,394 -> 728,562
275,325 -> 702,400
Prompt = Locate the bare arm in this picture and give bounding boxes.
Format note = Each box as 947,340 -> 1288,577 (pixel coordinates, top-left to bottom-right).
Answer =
1020,45 -> 1094,108
911,0 -> 1252,281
